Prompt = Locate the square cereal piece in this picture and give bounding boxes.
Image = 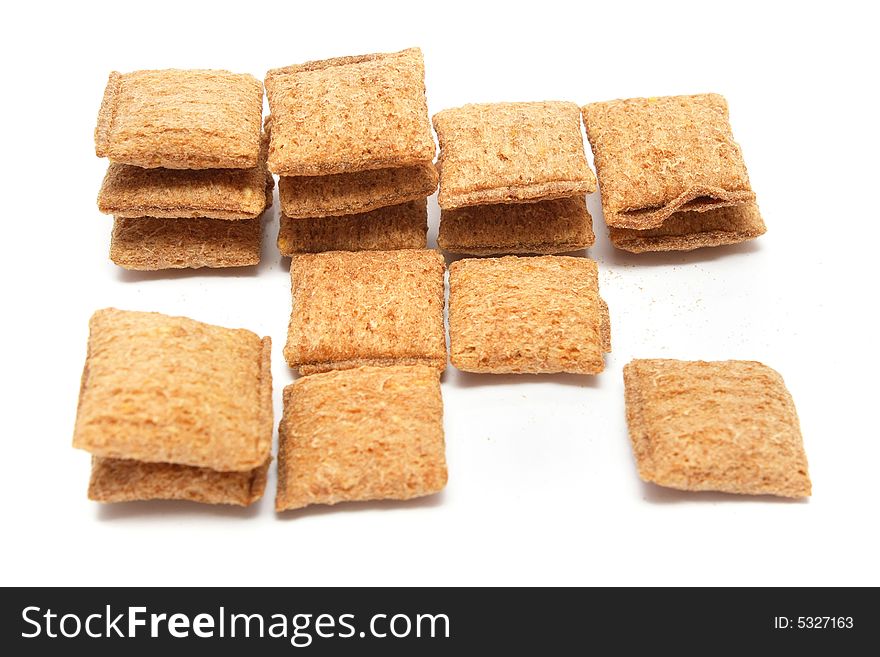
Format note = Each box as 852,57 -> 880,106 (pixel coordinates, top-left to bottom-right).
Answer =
608,202 -> 766,253
277,200 -> 427,256
88,457 -> 269,506
623,359 -> 811,498
73,309 -> 273,471
99,165 -> 274,219
276,365 -> 447,511
265,48 -> 435,176
97,131 -> 274,220
279,163 -> 438,219
109,215 -> 263,270
95,69 -> 264,169
448,256 -> 610,374
438,196 -> 594,255
284,250 -> 446,374
432,101 -> 596,209
582,94 -> 755,230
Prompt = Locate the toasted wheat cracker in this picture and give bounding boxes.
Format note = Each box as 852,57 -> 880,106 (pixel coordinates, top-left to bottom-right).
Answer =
279,163 -> 438,218
110,215 -> 263,270
448,256 -> 609,374
582,94 -> 755,230
98,131 -> 274,219
265,48 -> 434,176
623,359 -> 811,498
73,309 -> 273,471
99,166 -> 274,219
608,202 -> 766,253
277,200 -> 427,255
88,457 -> 269,506
438,196 -> 594,255
95,69 -> 263,169
276,365 -> 446,511
432,102 -> 595,209
284,250 -> 446,374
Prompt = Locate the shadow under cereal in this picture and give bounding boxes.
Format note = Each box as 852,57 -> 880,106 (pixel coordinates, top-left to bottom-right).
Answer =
96,499 -> 264,520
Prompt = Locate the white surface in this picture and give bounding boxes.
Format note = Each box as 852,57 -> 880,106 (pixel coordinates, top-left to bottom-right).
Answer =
2,0 -> 877,586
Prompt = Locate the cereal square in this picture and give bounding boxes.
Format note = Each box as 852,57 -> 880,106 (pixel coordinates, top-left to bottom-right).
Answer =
277,200 -> 427,255
432,101 -> 596,209
438,196 -> 594,255
95,69 -> 264,169
73,309 -> 273,471
276,365 -> 447,511
623,359 -> 811,497
265,48 -> 435,176
608,202 -> 766,253
98,131 -> 273,220
279,163 -> 438,219
109,215 -> 263,270
88,457 -> 269,506
448,255 -> 610,374
582,94 -> 755,230
284,250 -> 446,374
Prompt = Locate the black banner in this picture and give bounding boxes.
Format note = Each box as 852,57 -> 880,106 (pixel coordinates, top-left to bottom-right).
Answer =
1,587 -> 873,653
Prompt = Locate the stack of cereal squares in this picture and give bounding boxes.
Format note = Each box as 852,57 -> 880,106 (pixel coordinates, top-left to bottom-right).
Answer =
265,48 -> 438,255
433,101 -> 597,255
582,94 -> 766,253
433,100 -> 610,375
266,48 -> 448,512
278,248 -> 448,511
72,309 -> 273,505
94,69 -> 273,270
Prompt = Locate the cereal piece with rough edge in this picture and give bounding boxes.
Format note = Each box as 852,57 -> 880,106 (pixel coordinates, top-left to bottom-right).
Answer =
88,457 -> 270,506
98,132 -> 274,220
448,256 -> 610,374
623,359 -> 811,498
276,365 -> 447,511
99,165 -> 274,219
608,202 -> 766,253
110,215 -> 263,271
279,163 -> 438,219
438,196 -> 594,255
265,48 -> 435,176
284,250 -> 446,375
432,101 -> 596,209
95,69 -> 264,170
277,201 -> 427,256
582,94 -> 755,230
73,309 -> 273,473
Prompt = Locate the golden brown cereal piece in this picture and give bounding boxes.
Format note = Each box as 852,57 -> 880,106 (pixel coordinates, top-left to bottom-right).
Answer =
95,69 -> 264,169
279,163 -> 438,219
265,49 -> 435,176
598,299 -> 612,354
277,201 -> 427,256
284,250 -> 446,374
88,457 -> 269,506
608,202 -> 766,253
276,366 -> 446,511
109,215 -> 263,271
448,256 -> 609,374
73,309 -> 273,471
98,132 -> 274,220
432,101 -> 596,209
582,94 -> 755,230
623,359 -> 811,498
99,165 -> 274,219
438,196 -> 594,255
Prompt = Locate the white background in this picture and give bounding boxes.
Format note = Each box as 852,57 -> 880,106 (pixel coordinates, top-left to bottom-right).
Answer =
2,0 -> 877,586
